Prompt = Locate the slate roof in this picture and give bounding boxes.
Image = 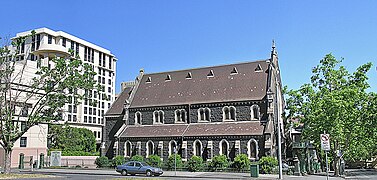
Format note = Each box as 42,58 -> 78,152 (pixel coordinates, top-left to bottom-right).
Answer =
105,87 -> 132,116
120,121 -> 264,138
130,60 -> 269,108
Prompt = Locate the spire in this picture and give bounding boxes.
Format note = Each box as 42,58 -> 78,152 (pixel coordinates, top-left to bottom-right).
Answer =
271,39 -> 277,56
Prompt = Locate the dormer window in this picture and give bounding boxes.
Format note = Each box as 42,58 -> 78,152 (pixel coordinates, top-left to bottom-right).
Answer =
255,64 -> 262,72
251,105 -> 260,120
135,111 -> 142,124
198,107 -> 211,121
153,110 -> 164,124
186,72 -> 192,79
230,67 -> 238,75
175,109 -> 187,123
223,106 -> 236,121
165,74 -> 171,81
207,70 -> 214,77
146,77 -> 152,83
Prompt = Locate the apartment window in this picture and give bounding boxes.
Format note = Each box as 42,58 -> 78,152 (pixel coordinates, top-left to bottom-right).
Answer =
169,140 -> 177,156
70,40 -> 75,55
153,110 -> 164,124
198,108 -> 210,121
21,121 -> 26,132
89,116 -> 92,123
98,110 -> 101,116
75,42 -> 79,55
146,140 -> 154,158
251,105 -> 260,120
84,107 -> 87,114
91,49 -> 94,63
20,107 -> 28,117
84,116 -> 87,123
103,54 -> 106,67
84,47 -> 88,61
193,140 -> 202,157
109,57 -> 112,69
21,41 -> 25,53
97,131 -> 100,138
175,109 -> 187,123
89,108 -> 92,115
48,35 -> 52,44
20,137 -> 27,147
93,116 -> 97,123
223,106 -> 236,121
62,38 -> 66,47
73,105 -> 77,113
93,131 -> 97,138
31,35 -> 35,51
125,141 -> 132,157
102,77 -> 105,84
68,105 -> 72,113
98,52 -> 102,66
108,87 -> 111,93
108,79 -> 111,85
93,108 -> 97,115
68,115 -> 72,122
135,111 -> 142,125
73,115 -> 77,122
108,103 -> 110,109
36,34 -> 41,49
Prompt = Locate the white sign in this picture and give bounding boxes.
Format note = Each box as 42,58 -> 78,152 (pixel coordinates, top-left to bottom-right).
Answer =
320,134 -> 330,151
50,151 -> 61,167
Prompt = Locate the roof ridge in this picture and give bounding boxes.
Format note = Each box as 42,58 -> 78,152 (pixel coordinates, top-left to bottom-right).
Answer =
143,59 -> 269,76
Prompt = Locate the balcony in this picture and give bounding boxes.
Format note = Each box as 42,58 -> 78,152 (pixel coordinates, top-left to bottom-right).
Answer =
292,142 -> 306,149
32,43 -> 70,57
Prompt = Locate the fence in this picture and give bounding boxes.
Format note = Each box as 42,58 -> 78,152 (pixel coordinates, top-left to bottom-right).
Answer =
45,156 -> 98,168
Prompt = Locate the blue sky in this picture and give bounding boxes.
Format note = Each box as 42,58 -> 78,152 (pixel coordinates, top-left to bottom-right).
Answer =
1,0 -> 376,93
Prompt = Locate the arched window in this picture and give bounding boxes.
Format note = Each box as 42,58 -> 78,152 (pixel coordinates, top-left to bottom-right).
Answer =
251,105 -> 260,120
146,140 -> 154,157
193,140 -> 202,157
125,141 -> 132,157
169,140 -> 177,156
153,110 -> 164,124
175,109 -> 187,123
198,108 -> 210,121
223,106 -> 236,121
219,139 -> 229,157
135,111 -> 142,124
248,139 -> 258,159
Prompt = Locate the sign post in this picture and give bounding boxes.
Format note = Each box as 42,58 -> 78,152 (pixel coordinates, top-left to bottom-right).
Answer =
321,132 -> 330,180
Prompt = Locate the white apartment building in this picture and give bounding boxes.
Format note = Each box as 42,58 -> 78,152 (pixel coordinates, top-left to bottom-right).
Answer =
16,27 -> 117,144
0,28 -> 116,168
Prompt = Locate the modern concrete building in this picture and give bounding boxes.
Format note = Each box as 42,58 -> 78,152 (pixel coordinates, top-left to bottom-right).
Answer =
0,28 -> 116,168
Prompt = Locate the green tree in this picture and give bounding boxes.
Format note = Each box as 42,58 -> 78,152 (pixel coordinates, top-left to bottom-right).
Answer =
259,156 -> 278,174
0,31 -> 101,173
210,155 -> 229,171
187,155 -> 203,172
130,155 -> 144,162
166,154 -> 183,170
147,155 -> 162,167
49,124 -> 96,155
285,54 -> 376,175
233,154 -> 250,171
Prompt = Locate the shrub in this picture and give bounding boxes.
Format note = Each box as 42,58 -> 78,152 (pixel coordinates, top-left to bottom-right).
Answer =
187,155 -> 203,172
112,155 -> 126,167
95,156 -> 110,168
233,154 -> 250,171
131,155 -> 144,162
166,154 -> 183,170
210,155 -> 229,171
259,156 -> 278,174
147,155 -> 162,167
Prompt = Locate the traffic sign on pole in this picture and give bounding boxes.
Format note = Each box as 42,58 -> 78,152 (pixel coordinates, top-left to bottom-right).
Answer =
320,134 -> 330,151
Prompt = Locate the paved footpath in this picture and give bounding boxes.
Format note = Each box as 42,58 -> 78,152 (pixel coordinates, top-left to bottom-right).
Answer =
17,168 -> 345,180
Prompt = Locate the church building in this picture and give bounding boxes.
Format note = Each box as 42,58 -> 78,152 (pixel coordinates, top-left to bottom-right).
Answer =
102,44 -> 285,162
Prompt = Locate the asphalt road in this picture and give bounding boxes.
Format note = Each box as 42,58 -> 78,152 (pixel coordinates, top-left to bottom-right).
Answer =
346,169 -> 377,180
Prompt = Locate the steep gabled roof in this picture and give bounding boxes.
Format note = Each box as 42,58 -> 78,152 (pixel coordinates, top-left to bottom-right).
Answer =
130,60 -> 269,108
105,87 -> 132,116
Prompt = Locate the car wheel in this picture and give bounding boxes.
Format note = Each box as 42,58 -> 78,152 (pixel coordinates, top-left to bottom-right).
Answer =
146,170 -> 152,177
121,170 -> 127,176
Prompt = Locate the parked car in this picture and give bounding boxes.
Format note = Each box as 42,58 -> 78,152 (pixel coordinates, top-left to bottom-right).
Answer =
116,161 -> 163,176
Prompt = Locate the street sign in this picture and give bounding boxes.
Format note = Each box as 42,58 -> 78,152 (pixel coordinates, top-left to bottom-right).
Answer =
320,134 -> 330,151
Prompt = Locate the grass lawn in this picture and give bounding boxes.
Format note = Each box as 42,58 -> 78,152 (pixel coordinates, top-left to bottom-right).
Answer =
0,173 -> 56,179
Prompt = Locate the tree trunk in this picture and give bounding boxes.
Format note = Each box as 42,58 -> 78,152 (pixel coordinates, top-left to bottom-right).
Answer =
4,148 -> 12,174
333,142 -> 340,176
